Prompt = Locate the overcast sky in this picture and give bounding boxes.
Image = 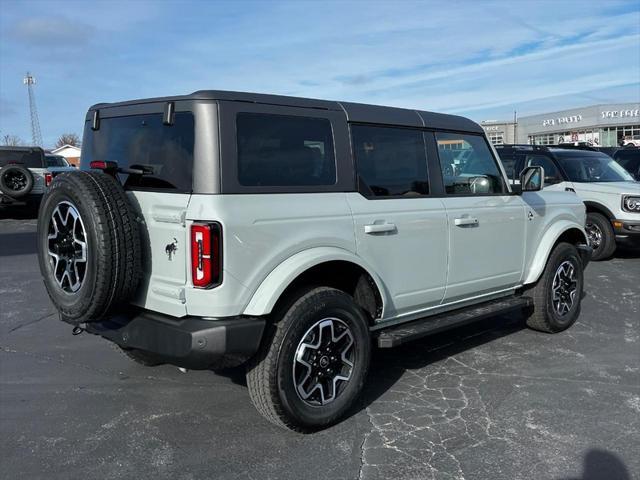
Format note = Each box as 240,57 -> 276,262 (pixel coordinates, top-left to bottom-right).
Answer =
1,0 -> 639,147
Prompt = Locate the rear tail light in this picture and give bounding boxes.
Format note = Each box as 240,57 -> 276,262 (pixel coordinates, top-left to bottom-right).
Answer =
190,222 -> 222,288
45,173 -> 53,186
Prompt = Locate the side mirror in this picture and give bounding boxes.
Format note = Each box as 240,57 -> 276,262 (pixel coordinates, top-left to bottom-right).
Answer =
520,166 -> 545,192
469,175 -> 490,194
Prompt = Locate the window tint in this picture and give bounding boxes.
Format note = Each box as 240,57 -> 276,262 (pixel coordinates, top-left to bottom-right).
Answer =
0,149 -> 45,168
237,113 -> 336,187
525,154 -> 562,185
46,155 -> 68,167
497,152 -> 517,182
81,112 -> 194,191
351,125 -> 429,197
436,133 -> 506,195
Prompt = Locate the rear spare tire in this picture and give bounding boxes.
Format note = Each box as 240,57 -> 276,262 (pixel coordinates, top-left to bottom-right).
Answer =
0,165 -> 34,198
37,171 -> 142,324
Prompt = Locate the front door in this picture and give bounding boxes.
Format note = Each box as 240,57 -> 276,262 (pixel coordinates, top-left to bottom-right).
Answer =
347,124 -> 448,320
434,132 -> 526,303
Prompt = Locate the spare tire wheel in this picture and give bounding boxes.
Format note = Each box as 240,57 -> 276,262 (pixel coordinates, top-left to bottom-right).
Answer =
37,171 -> 142,324
0,165 -> 34,198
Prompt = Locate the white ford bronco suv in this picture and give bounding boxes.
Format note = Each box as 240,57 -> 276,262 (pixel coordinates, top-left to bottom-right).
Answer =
37,91 -> 591,431
496,145 -> 640,260
0,146 -> 52,210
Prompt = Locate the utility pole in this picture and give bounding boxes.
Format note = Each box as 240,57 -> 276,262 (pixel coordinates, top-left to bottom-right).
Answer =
23,72 -> 43,147
513,110 -> 517,143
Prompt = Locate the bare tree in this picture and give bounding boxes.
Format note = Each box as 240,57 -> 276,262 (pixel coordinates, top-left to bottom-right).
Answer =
55,133 -> 81,148
1,134 -> 24,146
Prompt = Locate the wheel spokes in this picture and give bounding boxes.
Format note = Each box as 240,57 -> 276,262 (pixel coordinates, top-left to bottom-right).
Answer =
293,318 -> 356,406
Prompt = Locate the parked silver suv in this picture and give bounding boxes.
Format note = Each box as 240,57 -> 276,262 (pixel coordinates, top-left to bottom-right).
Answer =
0,146 -> 51,209
37,91 -> 591,431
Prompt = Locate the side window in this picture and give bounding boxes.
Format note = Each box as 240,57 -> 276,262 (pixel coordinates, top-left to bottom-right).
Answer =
525,154 -> 562,185
436,132 -> 507,195
351,125 -> 429,197
237,113 -> 336,187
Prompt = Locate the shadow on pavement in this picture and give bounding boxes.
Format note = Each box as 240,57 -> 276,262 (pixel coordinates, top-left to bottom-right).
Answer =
0,231 -> 37,257
0,205 -> 39,220
214,312 -> 529,420
559,448 -> 630,480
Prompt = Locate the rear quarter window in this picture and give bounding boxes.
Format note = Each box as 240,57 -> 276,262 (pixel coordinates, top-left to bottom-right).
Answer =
81,112 -> 194,191
236,113 -> 336,187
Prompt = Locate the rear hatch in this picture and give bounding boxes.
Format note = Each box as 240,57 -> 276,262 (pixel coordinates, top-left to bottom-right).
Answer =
81,109 -> 196,317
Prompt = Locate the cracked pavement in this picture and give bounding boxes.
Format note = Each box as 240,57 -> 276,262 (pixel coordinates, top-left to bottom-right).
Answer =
1,213 -> 638,480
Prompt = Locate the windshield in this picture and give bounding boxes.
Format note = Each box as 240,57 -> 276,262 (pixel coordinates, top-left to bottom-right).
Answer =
46,155 -> 69,167
553,150 -> 635,182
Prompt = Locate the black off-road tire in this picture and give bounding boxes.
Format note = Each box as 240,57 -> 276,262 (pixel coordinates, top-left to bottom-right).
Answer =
0,165 -> 34,198
586,212 -> 616,261
37,171 -> 142,324
525,242 -> 584,333
246,287 -> 371,432
114,345 -> 163,366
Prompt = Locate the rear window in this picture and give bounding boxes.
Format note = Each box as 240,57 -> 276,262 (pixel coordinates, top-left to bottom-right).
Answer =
81,112 -> 194,191
0,149 -> 45,168
236,113 -> 336,187
46,155 -> 68,167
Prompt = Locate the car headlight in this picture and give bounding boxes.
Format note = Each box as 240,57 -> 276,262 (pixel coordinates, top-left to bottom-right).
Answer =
622,195 -> 640,213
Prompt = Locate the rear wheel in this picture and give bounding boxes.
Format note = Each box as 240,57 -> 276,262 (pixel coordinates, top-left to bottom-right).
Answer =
246,287 -> 371,432
525,242 -> 584,333
585,212 -> 616,261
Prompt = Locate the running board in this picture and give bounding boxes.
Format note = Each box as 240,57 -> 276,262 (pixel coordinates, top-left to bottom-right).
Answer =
375,296 -> 533,348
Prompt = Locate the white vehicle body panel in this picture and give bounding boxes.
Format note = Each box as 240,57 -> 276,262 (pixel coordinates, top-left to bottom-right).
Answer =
346,193 -> 448,319
571,181 -> 640,221
128,191 -> 191,317
440,195 -> 526,302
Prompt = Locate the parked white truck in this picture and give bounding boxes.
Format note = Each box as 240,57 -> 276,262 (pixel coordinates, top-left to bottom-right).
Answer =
37,91 -> 591,431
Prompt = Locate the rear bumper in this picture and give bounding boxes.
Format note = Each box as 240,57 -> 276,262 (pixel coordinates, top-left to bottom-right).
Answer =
86,310 -> 266,369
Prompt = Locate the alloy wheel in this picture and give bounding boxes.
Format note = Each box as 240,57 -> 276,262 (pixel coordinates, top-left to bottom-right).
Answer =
585,222 -> 602,250
47,201 -> 88,293
293,318 -> 355,407
551,260 -> 578,317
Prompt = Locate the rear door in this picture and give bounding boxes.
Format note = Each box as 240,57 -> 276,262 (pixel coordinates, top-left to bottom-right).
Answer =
434,132 -> 526,303
81,108 -> 195,317
347,124 -> 448,320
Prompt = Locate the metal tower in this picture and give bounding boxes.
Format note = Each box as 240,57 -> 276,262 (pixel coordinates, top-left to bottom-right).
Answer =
23,72 -> 43,146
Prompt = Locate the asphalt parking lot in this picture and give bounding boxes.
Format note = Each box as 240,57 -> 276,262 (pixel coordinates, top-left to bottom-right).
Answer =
1,209 -> 638,480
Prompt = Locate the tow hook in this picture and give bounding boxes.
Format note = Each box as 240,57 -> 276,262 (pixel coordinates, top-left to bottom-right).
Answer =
72,325 -> 85,336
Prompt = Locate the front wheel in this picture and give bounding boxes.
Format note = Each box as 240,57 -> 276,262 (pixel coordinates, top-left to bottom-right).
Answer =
525,242 -> 584,333
246,287 -> 371,432
586,212 -> 616,261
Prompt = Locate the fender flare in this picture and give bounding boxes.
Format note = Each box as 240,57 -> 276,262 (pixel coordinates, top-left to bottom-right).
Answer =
583,201 -> 614,219
523,221 -> 588,285
243,246 -> 388,317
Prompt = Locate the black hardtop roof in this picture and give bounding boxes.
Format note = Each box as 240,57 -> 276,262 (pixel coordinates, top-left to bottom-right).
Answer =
0,146 -> 44,153
89,90 -> 483,133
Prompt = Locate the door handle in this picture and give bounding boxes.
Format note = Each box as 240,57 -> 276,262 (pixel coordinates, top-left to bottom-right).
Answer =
454,217 -> 479,227
364,223 -> 397,234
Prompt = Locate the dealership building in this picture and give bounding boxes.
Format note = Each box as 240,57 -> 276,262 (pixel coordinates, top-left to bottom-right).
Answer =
481,103 -> 640,147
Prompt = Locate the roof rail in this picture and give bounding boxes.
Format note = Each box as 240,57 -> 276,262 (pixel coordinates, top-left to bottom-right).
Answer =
494,144 -> 550,151
547,144 -> 599,151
